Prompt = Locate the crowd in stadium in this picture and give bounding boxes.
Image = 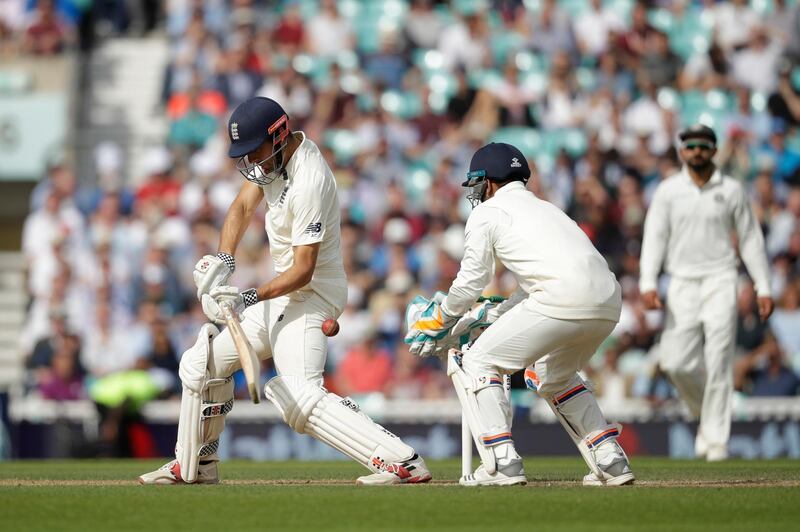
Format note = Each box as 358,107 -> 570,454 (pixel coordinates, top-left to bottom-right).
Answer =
9,0 -> 800,412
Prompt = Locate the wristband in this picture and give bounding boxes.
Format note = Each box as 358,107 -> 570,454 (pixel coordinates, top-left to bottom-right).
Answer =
242,288 -> 259,307
217,252 -> 235,272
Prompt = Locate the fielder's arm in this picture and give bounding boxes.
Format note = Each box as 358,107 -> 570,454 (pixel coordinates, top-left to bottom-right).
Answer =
255,243 -> 320,301
218,181 -> 264,256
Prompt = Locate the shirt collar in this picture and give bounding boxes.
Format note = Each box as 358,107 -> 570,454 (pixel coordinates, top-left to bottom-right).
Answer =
681,167 -> 721,189
283,131 -> 306,177
493,180 -> 526,197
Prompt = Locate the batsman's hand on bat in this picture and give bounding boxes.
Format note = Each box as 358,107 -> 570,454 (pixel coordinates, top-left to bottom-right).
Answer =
193,253 -> 235,300
201,285 -> 259,325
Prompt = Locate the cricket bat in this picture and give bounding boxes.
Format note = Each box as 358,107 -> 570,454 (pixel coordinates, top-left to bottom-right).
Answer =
221,301 -> 260,404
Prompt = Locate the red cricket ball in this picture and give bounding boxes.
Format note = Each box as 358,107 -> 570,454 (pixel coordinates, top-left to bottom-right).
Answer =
322,318 -> 340,337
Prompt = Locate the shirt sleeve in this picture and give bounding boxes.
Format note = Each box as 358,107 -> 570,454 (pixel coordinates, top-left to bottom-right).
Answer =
733,183 -> 772,297
289,177 -> 327,247
639,182 -> 670,293
441,207 -> 499,317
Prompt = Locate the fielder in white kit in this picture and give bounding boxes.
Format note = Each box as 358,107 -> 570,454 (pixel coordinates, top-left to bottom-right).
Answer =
408,142 -> 635,486
640,124 -> 773,461
139,97 -> 431,485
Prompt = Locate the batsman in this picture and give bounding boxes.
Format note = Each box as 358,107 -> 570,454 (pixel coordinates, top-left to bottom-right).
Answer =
140,97 -> 431,485
408,142 -> 634,486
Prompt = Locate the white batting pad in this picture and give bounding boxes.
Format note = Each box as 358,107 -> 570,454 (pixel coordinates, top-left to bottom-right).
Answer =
264,375 -> 414,472
446,350 -> 500,474
175,324 -> 234,483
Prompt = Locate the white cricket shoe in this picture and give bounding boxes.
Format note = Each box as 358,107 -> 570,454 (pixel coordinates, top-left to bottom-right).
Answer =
356,454 -> 432,485
459,460 -> 527,487
695,432 -> 708,459
138,459 -> 219,485
706,445 -> 728,462
582,451 -> 635,487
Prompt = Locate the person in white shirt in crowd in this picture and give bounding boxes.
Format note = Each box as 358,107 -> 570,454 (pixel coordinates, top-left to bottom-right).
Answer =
408,142 -> 634,487
572,0 -> 625,58
639,124 -> 774,461
140,97 -> 431,486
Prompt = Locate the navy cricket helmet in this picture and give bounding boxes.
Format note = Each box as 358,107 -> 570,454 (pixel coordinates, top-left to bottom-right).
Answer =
228,97 -> 291,185
463,142 -> 530,207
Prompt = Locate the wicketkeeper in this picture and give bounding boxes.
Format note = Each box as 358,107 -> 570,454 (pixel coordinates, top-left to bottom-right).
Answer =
407,142 -> 634,486
139,97 -> 431,485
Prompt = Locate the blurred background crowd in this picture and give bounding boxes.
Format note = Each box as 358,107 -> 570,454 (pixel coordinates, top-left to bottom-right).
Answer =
6,0 -> 800,428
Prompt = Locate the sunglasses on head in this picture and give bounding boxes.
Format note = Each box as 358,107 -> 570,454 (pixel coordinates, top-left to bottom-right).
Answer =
682,140 -> 715,151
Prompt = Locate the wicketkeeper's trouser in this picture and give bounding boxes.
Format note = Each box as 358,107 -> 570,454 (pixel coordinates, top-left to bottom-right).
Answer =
460,298 -> 617,455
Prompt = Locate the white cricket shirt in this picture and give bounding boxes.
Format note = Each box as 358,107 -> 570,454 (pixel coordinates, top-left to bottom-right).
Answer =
639,168 -> 771,296
441,181 -> 621,321
260,132 -> 347,308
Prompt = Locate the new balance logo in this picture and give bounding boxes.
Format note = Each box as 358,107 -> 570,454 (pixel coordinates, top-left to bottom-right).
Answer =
510,157 -> 522,168
304,222 -> 322,235
230,122 -> 239,140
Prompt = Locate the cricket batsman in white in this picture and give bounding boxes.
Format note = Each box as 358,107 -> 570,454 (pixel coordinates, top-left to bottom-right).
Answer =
407,142 -> 634,486
640,124 -> 773,461
139,97 -> 431,485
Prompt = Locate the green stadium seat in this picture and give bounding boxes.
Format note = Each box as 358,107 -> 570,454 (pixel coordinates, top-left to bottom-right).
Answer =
380,90 -> 422,119
489,127 -> 542,158
324,129 -> 362,163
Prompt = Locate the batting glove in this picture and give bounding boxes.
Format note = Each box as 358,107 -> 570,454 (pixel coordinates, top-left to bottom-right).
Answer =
201,285 -> 259,325
193,253 -> 235,300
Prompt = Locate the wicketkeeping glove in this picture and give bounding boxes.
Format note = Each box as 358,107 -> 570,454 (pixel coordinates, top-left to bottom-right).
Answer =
201,285 -> 259,325
450,300 -> 498,338
193,252 -> 235,300
406,292 -> 458,340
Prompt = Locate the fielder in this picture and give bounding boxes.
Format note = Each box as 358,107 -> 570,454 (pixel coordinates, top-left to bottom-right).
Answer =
640,124 -> 773,461
408,142 -> 634,486
139,97 -> 431,485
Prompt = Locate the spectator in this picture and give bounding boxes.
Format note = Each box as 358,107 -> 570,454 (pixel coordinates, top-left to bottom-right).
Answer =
404,0 -> 441,50
22,0 -> 70,55
38,336 -> 84,401
735,334 -> 799,396
572,0 -> 624,58
305,0 -> 354,59
731,27 -> 783,94
333,332 -> 393,396
713,0 -> 761,53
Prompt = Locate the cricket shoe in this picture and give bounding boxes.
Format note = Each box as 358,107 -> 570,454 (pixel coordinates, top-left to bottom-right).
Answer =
460,460 -> 527,487
706,445 -> 728,462
582,449 -> 635,486
138,459 -> 219,485
356,454 -> 432,485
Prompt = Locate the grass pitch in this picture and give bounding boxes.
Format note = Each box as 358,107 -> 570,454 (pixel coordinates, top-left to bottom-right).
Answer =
1,458 -> 799,531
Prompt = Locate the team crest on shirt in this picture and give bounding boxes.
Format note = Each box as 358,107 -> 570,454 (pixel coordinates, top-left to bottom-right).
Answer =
714,193 -> 724,203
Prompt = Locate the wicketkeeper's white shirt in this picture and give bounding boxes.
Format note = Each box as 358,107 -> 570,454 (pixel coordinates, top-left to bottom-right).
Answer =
639,168 -> 771,296
441,181 -> 621,321
260,132 -> 347,309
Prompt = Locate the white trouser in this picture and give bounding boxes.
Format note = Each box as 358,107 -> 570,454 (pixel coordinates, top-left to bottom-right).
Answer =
659,271 -> 737,449
209,290 -> 340,384
466,299 -> 616,392
462,298 -> 617,461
